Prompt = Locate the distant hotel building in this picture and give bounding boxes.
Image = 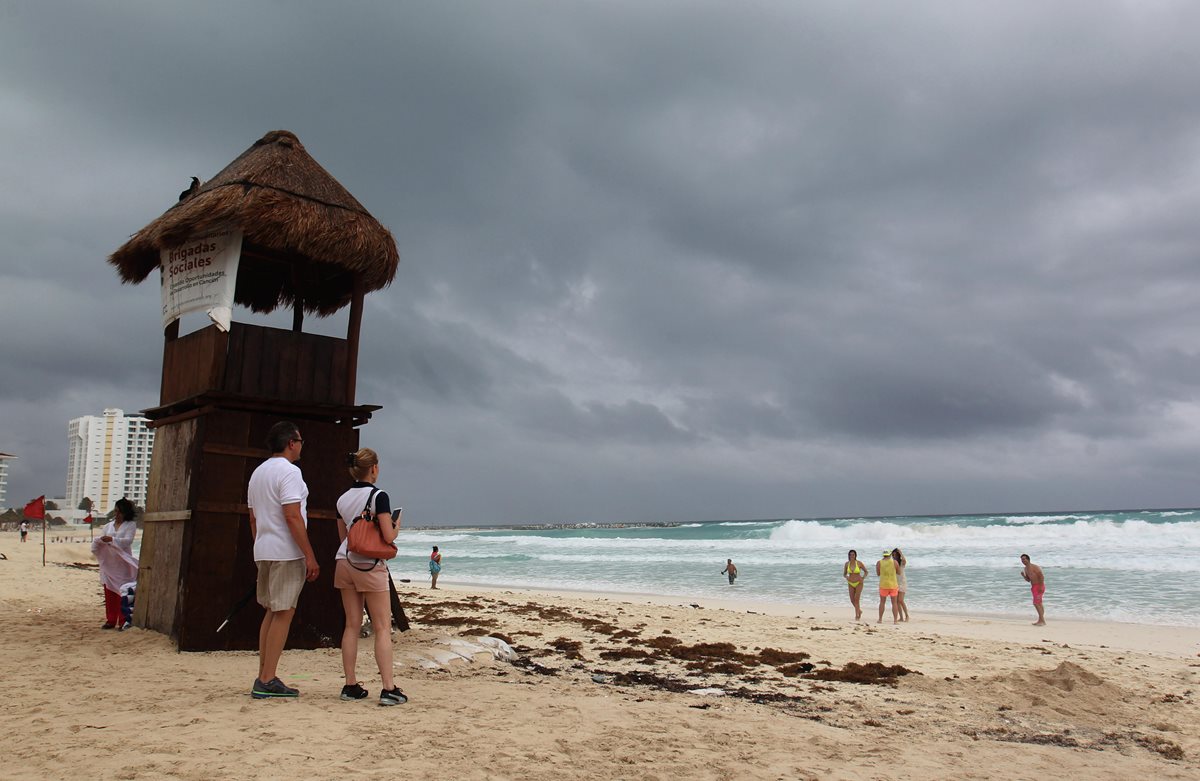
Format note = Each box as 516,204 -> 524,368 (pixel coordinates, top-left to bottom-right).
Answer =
0,452 -> 15,508
66,409 -> 155,514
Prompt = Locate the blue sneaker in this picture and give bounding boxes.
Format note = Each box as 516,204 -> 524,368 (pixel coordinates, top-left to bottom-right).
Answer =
252,677 -> 299,699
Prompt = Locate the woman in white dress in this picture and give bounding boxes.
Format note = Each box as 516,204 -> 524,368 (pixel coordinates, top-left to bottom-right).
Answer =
92,497 -> 138,629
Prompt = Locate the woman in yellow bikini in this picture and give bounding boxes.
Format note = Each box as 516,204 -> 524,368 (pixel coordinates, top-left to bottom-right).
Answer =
843,550 -> 867,620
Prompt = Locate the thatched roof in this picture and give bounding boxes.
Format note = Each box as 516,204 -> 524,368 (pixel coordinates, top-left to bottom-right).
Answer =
109,130 -> 399,315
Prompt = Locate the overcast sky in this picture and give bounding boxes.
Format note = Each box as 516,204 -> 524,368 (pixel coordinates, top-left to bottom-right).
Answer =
3,2 -> 1200,524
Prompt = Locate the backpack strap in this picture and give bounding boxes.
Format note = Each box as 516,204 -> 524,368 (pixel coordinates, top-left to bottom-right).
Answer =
362,487 -> 380,522
348,487 -> 381,530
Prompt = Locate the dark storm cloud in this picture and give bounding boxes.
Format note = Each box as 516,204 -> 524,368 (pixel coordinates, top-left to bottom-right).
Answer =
3,2 -> 1200,520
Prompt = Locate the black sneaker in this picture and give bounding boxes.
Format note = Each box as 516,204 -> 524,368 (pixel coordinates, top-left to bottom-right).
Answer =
251,677 -> 300,699
379,687 -> 408,706
341,683 -> 369,701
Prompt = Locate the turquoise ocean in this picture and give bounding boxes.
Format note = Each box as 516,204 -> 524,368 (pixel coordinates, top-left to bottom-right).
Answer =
389,509 -> 1200,626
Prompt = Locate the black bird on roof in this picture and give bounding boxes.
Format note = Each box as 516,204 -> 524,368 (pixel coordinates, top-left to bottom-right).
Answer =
178,176 -> 201,201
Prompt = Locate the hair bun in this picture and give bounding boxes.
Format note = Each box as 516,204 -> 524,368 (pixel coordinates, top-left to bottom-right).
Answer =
346,452 -> 358,467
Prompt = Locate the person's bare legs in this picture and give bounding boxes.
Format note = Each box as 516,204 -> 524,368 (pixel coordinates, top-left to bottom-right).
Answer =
431,571 -> 439,589
1033,601 -> 1045,626
339,588 -> 365,684
258,608 -> 296,682
849,584 -> 862,620
364,590 -> 395,689
897,592 -> 909,621
877,595 -> 886,623
890,595 -> 899,624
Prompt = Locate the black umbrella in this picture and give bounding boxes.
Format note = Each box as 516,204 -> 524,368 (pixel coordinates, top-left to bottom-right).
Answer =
388,571 -> 410,631
216,583 -> 257,634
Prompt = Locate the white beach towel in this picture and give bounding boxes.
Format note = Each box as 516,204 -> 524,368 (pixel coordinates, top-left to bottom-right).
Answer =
91,538 -> 139,593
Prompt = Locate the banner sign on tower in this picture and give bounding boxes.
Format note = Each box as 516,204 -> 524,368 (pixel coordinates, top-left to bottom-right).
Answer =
159,232 -> 242,332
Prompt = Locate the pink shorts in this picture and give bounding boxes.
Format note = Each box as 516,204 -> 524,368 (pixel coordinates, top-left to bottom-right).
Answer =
1031,583 -> 1046,605
879,588 -> 898,597
334,559 -> 389,592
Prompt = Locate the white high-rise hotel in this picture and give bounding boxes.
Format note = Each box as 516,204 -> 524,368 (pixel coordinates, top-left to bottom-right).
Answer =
0,452 -> 15,508
67,409 -> 155,513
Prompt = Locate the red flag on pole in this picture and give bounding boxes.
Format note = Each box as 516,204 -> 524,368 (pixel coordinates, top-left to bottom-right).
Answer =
23,496 -> 45,521
83,513 -> 93,525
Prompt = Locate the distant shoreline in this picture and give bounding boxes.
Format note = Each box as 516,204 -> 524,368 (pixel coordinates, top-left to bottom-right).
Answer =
406,506 -> 1200,530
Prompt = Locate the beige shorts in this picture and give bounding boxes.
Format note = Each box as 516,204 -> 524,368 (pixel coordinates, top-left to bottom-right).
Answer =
334,558 -> 389,592
256,558 -> 306,612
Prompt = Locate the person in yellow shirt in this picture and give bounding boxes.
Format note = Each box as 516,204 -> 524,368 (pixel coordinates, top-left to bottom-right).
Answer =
876,549 -> 900,624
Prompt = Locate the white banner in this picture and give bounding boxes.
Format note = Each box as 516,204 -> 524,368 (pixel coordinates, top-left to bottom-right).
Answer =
159,232 -> 242,332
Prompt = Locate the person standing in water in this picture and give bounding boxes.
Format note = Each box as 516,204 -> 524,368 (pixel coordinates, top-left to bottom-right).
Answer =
721,559 -> 738,585
876,549 -> 900,624
843,550 -> 867,620
892,548 -> 909,622
1020,553 -> 1046,626
429,545 -> 442,589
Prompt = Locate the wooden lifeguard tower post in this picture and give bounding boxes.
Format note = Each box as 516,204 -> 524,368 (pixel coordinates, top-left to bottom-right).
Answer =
108,130 -> 398,651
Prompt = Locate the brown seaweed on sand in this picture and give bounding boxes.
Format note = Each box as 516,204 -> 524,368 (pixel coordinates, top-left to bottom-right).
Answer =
598,648 -> 655,661
550,637 -> 586,660
804,662 -> 920,686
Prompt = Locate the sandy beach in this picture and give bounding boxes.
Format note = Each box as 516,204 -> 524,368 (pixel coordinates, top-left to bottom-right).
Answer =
2,533 -> 1198,780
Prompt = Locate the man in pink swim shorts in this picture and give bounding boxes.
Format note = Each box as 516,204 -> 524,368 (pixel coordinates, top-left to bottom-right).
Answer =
1020,553 -> 1046,626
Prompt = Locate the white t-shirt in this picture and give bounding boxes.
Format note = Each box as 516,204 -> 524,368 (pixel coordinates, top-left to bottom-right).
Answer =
247,456 -> 309,561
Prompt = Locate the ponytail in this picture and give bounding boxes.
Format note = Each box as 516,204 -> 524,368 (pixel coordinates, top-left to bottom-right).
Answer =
347,448 -> 378,481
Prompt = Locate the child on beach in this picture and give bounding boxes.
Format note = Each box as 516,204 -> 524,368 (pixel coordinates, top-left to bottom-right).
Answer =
118,581 -> 136,630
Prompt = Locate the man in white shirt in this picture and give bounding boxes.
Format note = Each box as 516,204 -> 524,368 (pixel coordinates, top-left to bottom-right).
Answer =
247,421 -> 318,699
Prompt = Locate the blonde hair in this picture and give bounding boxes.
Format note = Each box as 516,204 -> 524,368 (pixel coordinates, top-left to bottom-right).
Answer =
346,447 -> 379,481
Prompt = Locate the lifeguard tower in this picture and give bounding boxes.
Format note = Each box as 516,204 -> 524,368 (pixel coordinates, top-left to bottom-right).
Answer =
108,130 -> 398,651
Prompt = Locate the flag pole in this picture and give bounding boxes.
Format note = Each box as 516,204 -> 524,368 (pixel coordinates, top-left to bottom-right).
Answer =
24,496 -> 47,566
